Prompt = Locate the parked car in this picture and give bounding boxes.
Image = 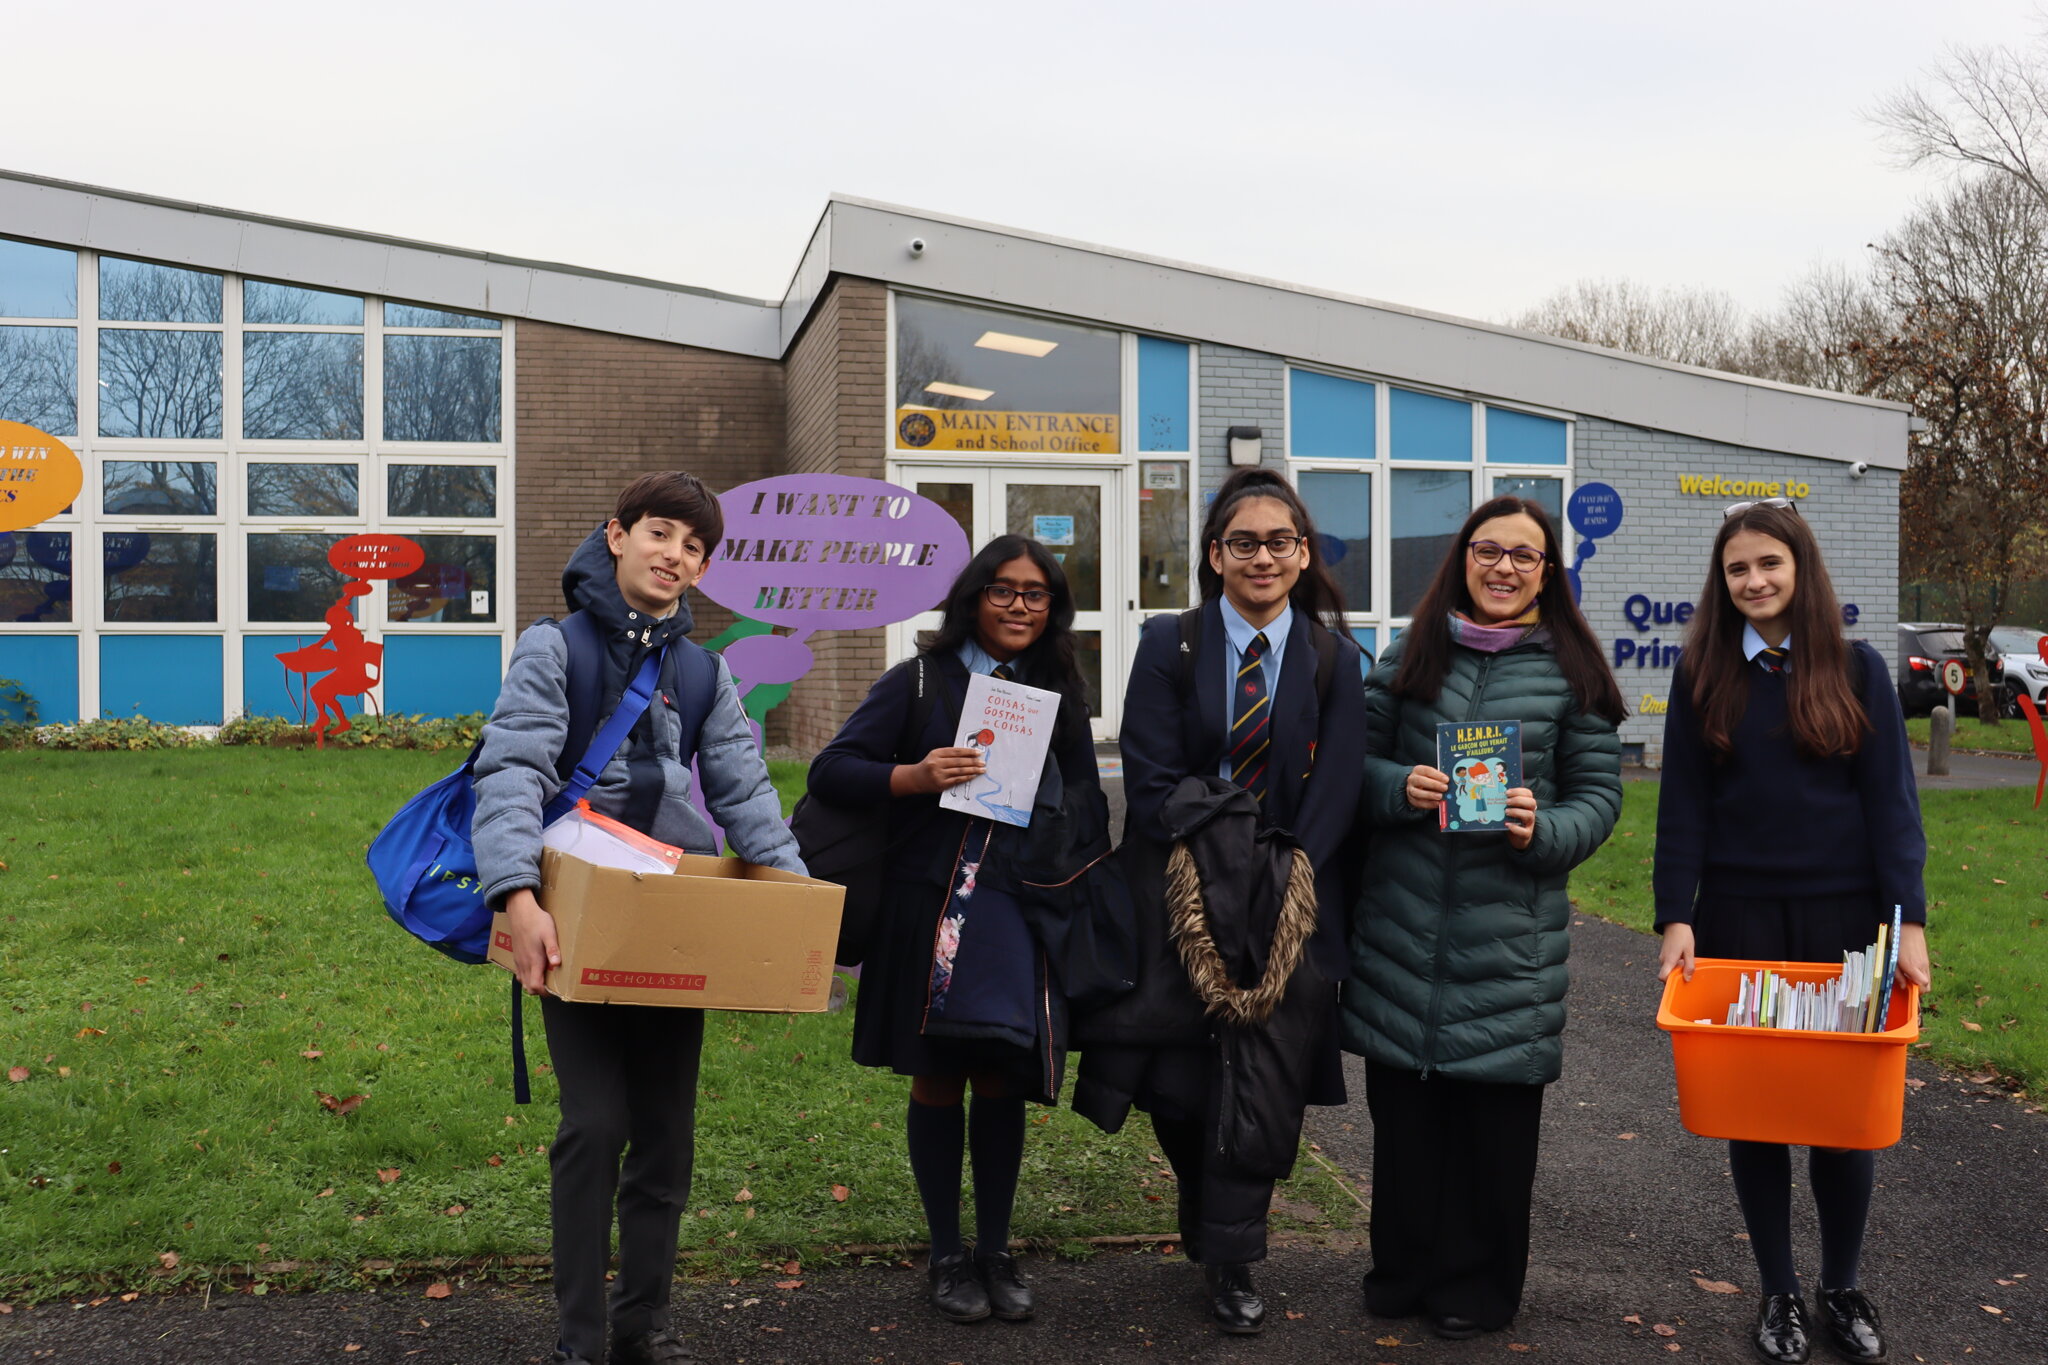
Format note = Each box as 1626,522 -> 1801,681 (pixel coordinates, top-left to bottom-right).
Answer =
1896,623 -> 2005,718
1989,626 -> 2048,715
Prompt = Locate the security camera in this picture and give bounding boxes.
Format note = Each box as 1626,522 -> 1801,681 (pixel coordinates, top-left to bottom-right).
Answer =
908,237 -> 927,258
1850,460 -> 1870,478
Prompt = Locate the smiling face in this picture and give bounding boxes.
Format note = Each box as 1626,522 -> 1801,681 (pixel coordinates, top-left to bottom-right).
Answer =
1206,495 -> 1309,626
1462,511 -> 1549,626
1721,528 -> 1798,640
975,554 -> 1051,661
606,514 -> 709,617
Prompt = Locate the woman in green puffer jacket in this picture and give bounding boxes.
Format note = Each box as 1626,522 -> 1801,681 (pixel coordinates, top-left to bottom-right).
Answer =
1341,495 -> 1626,1343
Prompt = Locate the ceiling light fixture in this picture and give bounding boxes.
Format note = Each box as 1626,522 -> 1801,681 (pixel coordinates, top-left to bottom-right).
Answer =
974,331 -> 1058,358
925,381 -> 994,402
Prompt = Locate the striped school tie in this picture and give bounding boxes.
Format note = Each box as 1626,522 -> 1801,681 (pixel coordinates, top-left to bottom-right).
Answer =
992,663 -> 1015,681
1757,645 -> 1788,674
1230,632 -> 1271,804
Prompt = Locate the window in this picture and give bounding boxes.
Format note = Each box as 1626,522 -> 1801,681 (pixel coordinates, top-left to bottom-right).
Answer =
1297,470 -> 1370,614
387,464 -> 496,519
247,463 -> 360,518
0,325 -> 76,435
103,532 -> 217,623
247,534 -> 355,623
1391,468 -> 1469,616
0,531 -> 71,623
389,534 -> 495,623
103,461 -> 217,516
894,296 -> 1119,454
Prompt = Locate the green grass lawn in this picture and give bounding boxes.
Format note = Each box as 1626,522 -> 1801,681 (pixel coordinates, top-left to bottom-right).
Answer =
1573,782 -> 2048,1092
1904,715 -> 2044,755
0,750 -> 1358,1293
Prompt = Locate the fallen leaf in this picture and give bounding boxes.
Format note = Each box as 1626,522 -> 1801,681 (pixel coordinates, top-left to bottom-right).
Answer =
158,1252 -> 179,1270
119,1292 -> 137,1302
1997,1279 -> 2016,1286
781,1260 -> 800,1274
775,1279 -> 804,1290
1993,879 -> 2007,885
1285,1309 -> 1306,1320
831,1184 -> 850,1202
106,1162 -> 121,1175
345,1347 -> 361,1354
0,1304 -> 11,1314
735,1187 -> 754,1202
317,1188 -> 334,1198
1905,1078 -> 1926,1089
300,1049 -> 323,1060
1665,1345 -> 1683,1354
1622,1314 -> 1644,1324
315,1091 -> 366,1116
1694,1277 -> 1740,1294
1376,1336 -> 1406,1347
423,1283 -> 452,1300
377,1168 -> 402,1184
487,1155 -> 504,1167
1653,1323 -> 1678,1336
76,1027 -> 105,1038
5,1067 -> 26,1083
1510,1346 -> 1533,1354
1616,1132 -> 1638,1140
444,1205 -> 465,1216
1982,1304 -> 2003,1314
1963,1021 -> 1984,1032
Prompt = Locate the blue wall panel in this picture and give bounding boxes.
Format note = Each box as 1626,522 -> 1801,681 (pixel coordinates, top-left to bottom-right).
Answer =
101,636 -> 222,724
0,636 -> 79,722
1390,388 -> 1472,462
1486,407 -> 1568,465
1137,337 -> 1190,451
1289,370 -> 1374,458
243,634 -> 367,721
383,636 -> 503,717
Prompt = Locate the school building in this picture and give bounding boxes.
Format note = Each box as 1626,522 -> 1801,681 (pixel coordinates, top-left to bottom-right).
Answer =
0,169 -> 1910,763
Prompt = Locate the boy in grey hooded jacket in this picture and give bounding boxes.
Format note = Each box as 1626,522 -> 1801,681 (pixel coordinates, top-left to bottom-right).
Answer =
474,471 -> 802,1365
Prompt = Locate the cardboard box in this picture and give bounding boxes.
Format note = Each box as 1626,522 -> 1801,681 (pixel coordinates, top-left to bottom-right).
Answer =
488,848 -> 844,1012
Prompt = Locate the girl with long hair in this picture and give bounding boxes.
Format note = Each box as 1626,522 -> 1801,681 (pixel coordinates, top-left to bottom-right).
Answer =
808,534 -> 1102,1327
1074,468 -> 1367,1336
1654,501 -> 1929,1365
1341,495 -> 1624,1342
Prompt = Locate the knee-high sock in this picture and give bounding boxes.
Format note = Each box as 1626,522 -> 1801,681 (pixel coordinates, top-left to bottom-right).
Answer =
968,1095 -> 1026,1254
1728,1141 -> 1798,1295
1809,1147 -> 1876,1290
907,1096 -> 966,1259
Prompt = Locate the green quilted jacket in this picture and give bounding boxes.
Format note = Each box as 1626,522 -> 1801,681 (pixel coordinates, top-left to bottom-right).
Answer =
1340,632 -> 1622,1085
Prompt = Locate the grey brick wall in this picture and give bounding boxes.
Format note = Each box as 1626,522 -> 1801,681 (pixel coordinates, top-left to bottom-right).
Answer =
1574,417 -> 1899,765
1198,345 -> 1288,498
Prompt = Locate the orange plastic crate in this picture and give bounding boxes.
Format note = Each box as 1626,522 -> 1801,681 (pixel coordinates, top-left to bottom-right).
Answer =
1657,958 -> 1920,1150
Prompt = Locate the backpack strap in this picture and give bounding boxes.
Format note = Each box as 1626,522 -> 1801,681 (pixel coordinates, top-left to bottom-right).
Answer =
668,639 -> 720,762
554,611 -> 605,785
543,643 -> 667,824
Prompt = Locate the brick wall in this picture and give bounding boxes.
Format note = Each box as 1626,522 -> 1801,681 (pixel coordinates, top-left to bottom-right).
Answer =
1199,344 -> 1289,493
1574,417 -> 1899,764
512,320 -> 786,643
775,276 -> 890,753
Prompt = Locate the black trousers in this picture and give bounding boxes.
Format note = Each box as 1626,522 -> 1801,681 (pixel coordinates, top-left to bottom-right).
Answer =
1150,1113 -> 1277,1267
1362,1062 -> 1545,1331
541,997 -> 705,1361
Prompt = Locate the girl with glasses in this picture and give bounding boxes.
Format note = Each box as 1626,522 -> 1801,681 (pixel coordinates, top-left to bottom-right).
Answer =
1653,502 -> 1928,1365
1074,468 -> 1366,1336
1342,496 -> 1625,1342
808,534 -> 1101,1327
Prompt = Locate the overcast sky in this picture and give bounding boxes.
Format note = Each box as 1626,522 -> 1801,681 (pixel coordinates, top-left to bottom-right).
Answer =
3,0 -> 2041,323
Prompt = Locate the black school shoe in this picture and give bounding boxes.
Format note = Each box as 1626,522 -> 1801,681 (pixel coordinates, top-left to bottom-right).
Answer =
1753,1292 -> 1812,1364
928,1248 -> 992,1323
974,1249 -> 1034,1320
1429,1315 -> 1487,1340
1815,1287 -> 1887,1363
1203,1262 -> 1266,1335
610,1327 -> 696,1363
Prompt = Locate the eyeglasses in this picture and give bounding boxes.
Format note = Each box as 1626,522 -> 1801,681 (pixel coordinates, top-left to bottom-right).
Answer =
1468,540 -> 1546,573
982,584 -> 1053,612
1724,497 -> 1798,518
1219,534 -> 1304,559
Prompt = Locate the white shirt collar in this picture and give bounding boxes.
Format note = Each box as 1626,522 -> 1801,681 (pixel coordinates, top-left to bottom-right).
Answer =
1742,622 -> 1791,662
1220,595 -> 1292,656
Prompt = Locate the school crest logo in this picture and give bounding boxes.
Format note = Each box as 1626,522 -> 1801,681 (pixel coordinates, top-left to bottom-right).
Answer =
898,412 -> 936,448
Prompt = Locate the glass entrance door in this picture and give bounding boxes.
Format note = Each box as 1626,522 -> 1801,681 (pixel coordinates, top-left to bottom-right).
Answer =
892,464 -> 1122,738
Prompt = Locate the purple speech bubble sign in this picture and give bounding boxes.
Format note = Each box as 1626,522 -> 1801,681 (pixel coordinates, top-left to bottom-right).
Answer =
697,475 -> 971,631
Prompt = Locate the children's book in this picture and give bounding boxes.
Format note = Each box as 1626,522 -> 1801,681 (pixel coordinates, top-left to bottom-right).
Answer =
938,671 -> 1060,828
1436,720 -> 1524,833
1872,903 -> 1905,1033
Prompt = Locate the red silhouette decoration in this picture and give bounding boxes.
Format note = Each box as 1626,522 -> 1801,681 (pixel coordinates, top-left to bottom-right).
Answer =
2021,636 -> 2048,810
276,535 -> 423,747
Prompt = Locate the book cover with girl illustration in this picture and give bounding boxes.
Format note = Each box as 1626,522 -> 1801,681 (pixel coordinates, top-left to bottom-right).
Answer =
938,671 -> 1060,827
1435,719 -> 1524,832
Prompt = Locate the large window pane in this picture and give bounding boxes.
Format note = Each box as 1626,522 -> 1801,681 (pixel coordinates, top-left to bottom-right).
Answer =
1493,474 -> 1562,524
98,329 -> 223,438
103,531 -> 216,623
0,325 -> 76,434
389,534 -> 495,623
1006,484 -> 1100,611
103,461 -> 217,516
98,258 -> 223,324
915,481 -> 973,547
387,464 -> 496,518
243,332 -> 364,440
1137,337 -> 1190,451
0,531 -> 71,622
244,281 -> 364,326
1391,468 -> 1470,617
1298,469 -> 1370,615
1138,460 -> 1190,610
384,302 -> 498,329
247,533 -> 354,622
384,336 -> 502,442
895,296 -> 1120,454
1291,370 -> 1375,459
1390,388 -> 1472,462
1486,407 -> 1568,465
0,240 -> 77,318
247,462 -> 360,517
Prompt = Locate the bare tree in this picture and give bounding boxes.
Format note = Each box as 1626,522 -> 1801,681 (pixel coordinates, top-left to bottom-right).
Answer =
1873,42 -> 2048,205
1508,279 -> 1752,371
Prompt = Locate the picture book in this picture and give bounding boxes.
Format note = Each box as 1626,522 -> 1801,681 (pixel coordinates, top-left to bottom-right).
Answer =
1436,720 -> 1523,833
938,671 -> 1060,828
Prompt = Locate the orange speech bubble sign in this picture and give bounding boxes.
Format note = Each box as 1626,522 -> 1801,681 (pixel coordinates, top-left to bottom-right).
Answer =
0,422 -> 84,534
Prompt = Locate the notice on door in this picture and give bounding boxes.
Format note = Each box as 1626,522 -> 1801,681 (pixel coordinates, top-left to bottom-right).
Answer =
1033,514 -> 1075,547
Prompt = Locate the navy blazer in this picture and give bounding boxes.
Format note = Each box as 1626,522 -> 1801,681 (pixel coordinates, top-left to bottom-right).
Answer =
1119,598 -> 1367,979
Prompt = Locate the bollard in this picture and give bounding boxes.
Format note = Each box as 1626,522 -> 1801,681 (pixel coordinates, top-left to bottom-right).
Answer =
1928,704 -> 1953,776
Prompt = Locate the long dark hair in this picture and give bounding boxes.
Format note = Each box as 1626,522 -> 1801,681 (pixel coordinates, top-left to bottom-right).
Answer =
1196,468 -> 1348,632
923,534 -> 1090,720
1685,503 -> 1865,758
1393,496 -> 1628,726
